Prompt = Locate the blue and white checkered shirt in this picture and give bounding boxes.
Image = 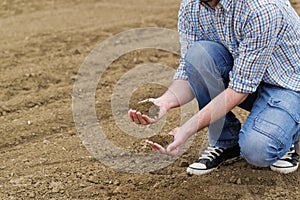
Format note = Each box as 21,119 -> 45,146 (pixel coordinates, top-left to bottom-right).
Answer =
174,0 -> 300,93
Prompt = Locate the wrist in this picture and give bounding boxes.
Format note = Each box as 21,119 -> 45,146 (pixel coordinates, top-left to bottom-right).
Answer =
152,97 -> 171,111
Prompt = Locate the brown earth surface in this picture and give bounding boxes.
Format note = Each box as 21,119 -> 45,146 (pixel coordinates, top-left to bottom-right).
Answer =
1,0 -> 300,199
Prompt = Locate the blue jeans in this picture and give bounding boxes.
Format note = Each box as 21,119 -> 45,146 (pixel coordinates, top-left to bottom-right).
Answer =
185,41 -> 300,167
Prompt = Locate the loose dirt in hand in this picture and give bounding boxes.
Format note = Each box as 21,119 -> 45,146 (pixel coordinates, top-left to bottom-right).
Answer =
134,100 -> 160,119
148,133 -> 174,148
1,1 -> 299,199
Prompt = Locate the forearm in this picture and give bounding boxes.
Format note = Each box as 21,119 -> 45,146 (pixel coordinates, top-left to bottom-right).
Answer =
157,79 -> 194,111
181,88 -> 249,138
150,88 -> 249,155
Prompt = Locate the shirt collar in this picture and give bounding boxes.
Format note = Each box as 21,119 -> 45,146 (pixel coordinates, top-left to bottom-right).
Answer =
200,1 -> 213,10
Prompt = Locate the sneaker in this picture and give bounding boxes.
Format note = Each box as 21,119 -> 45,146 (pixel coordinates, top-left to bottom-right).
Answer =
270,143 -> 299,174
187,145 -> 240,175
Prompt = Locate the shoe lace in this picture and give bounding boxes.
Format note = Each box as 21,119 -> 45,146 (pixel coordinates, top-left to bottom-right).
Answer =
280,145 -> 296,160
199,146 -> 223,161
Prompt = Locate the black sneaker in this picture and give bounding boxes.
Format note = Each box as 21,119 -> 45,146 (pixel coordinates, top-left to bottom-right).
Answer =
187,145 -> 240,175
270,143 -> 299,174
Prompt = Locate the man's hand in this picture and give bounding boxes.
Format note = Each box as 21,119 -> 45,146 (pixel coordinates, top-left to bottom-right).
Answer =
128,80 -> 195,125
128,98 -> 167,125
146,127 -> 188,156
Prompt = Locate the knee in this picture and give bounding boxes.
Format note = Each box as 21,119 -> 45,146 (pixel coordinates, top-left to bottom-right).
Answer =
239,131 -> 278,167
240,143 -> 272,167
185,44 -> 217,85
185,42 -> 214,73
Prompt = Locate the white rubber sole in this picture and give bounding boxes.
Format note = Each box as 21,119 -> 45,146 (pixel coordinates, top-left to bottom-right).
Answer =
186,167 -> 215,176
270,163 -> 299,174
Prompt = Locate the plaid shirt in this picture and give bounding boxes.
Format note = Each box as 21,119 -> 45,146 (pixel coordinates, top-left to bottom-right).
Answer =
174,0 -> 300,93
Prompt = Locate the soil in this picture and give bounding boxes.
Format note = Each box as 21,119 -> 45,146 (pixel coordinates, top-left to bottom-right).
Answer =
0,0 -> 299,199
131,100 -> 160,119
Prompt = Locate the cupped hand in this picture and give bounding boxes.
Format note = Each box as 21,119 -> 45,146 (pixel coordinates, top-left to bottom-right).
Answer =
128,98 -> 167,125
146,127 -> 187,156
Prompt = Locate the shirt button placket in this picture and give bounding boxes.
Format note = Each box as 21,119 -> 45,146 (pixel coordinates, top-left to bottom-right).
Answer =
215,8 -> 225,43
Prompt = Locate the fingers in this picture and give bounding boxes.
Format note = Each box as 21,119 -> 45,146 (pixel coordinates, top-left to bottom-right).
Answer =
136,112 -> 148,125
146,140 -> 166,154
128,109 -> 140,124
128,109 -> 134,122
141,114 -> 155,124
139,98 -> 155,103
146,140 -> 180,156
128,109 -> 154,125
